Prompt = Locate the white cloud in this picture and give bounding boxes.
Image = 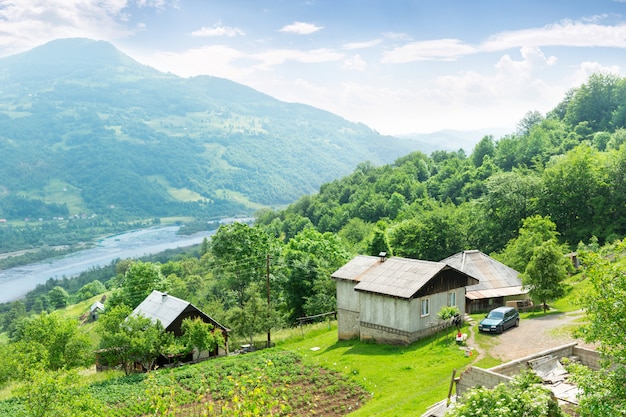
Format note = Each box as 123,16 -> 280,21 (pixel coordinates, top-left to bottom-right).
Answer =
0,0 -> 172,55
135,45 -> 252,79
343,39 -> 382,50
382,39 -> 478,63
278,21 -> 323,35
382,32 -> 412,41
251,48 -> 343,70
382,21 -> 626,64
342,54 -> 366,71
569,61 -> 622,86
495,47 -> 557,77
482,21 -> 626,51
192,22 -> 244,37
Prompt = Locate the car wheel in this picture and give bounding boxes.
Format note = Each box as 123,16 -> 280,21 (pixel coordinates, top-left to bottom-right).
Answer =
498,325 -> 503,334
515,318 -> 520,327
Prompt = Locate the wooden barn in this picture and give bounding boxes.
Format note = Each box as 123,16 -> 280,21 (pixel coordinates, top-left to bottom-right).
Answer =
332,254 -> 478,345
132,290 -> 229,359
440,250 -> 529,313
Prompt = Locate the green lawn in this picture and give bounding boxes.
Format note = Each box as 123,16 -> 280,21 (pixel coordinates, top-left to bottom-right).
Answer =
278,323 -> 475,416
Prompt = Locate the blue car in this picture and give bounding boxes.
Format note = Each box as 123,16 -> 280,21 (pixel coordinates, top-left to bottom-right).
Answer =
478,306 -> 520,334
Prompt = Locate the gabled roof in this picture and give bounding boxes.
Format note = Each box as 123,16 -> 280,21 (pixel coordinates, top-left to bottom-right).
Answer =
131,290 -> 228,332
90,301 -> 105,313
332,255 -> 478,299
440,250 -> 526,298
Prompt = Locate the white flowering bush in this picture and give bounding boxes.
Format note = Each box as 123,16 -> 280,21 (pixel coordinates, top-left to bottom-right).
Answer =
444,371 -> 567,417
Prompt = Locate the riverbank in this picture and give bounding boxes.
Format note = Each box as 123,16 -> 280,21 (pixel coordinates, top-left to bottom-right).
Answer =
0,226 -> 216,303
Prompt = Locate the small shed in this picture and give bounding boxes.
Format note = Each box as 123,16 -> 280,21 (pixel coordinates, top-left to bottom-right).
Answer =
131,290 -> 229,358
90,301 -> 105,321
440,250 -> 528,313
332,254 -> 478,345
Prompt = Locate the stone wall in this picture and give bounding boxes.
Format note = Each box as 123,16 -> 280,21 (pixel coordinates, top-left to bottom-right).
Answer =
359,320 -> 453,345
337,309 -> 360,340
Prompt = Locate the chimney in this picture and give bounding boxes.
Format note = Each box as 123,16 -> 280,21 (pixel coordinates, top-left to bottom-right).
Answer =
378,252 -> 387,262
161,292 -> 168,303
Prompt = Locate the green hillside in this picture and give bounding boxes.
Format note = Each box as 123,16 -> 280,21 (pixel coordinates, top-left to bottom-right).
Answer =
258,73 -> 626,255
0,38 -> 424,225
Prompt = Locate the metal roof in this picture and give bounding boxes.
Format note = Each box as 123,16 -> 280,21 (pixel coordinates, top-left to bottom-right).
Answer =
441,250 -> 522,291
332,255 -> 477,299
90,301 -> 105,313
131,290 -> 228,332
465,286 -> 527,300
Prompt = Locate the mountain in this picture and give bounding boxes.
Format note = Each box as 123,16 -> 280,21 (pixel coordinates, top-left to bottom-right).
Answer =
0,38 -> 426,221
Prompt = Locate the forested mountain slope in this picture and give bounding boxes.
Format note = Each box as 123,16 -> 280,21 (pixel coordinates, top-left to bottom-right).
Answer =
0,38 -> 423,222
258,73 -> 626,257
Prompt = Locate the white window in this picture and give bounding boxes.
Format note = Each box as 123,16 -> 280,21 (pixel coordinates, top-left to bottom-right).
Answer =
421,298 -> 430,317
448,291 -> 456,307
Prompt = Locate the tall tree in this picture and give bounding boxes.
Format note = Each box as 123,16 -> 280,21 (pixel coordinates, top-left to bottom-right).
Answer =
111,261 -> 168,309
539,144 -> 607,244
572,241 -> 626,416
480,169 -> 541,249
279,227 -> 350,321
495,215 -> 560,273
12,312 -> 92,371
210,223 -> 277,307
470,135 -> 495,167
96,304 -> 169,374
521,240 -> 568,313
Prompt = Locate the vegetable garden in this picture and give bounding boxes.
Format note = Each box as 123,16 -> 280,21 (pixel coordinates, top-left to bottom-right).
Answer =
0,350 -> 369,417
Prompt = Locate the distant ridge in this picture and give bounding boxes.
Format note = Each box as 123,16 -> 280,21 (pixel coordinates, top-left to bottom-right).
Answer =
0,38 -> 432,220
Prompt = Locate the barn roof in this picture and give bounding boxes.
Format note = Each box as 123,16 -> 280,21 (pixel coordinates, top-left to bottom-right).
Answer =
332,255 -> 478,299
90,301 -> 105,313
440,250 -> 527,299
131,290 -> 228,332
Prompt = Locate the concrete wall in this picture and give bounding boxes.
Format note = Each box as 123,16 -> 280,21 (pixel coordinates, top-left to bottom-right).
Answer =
336,279 -> 359,312
335,276 -> 468,345
572,346 -> 603,370
337,309 -> 360,340
488,343 -> 578,377
456,367 -> 512,397
360,292 -> 411,332
456,343 -> 603,397
336,279 -> 360,340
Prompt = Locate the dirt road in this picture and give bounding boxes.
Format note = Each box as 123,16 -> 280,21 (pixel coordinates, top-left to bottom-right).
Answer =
467,310 -> 594,362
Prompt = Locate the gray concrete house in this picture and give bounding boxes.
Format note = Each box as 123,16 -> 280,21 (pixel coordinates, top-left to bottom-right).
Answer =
441,250 -> 529,313
332,254 -> 478,345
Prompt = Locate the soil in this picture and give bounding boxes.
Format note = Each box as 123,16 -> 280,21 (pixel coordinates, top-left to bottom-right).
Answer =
465,310 -> 596,362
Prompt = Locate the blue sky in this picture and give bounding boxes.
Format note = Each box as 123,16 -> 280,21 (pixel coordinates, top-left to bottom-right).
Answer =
2,1 -> 626,135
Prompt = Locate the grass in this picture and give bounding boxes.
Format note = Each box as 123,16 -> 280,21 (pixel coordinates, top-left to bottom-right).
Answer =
280,322 -> 475,416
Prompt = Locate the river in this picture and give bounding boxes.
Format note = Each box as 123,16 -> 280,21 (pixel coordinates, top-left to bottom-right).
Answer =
0,226 -> 216,303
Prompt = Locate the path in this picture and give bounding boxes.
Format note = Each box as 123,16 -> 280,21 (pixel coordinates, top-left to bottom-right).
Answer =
464,310 -> 593,362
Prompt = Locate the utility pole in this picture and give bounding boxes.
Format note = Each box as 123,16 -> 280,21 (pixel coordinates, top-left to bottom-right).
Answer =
266,254 -> 271,348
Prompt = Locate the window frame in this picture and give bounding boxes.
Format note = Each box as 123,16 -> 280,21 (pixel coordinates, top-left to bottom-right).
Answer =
420,298 -> 430,317
448,291 -> 457,307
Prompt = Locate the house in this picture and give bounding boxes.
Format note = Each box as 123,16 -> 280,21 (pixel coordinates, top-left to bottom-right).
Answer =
90,301 -> 105,321
440,250 -> 529,313
131,290 -> 229,359
331,254 -> 478,345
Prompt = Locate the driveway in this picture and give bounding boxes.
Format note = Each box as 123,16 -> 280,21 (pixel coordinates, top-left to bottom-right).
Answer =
467,310 -> 594,362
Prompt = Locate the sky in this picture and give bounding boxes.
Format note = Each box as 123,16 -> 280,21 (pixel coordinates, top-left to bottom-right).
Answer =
2,1 -> 626,135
